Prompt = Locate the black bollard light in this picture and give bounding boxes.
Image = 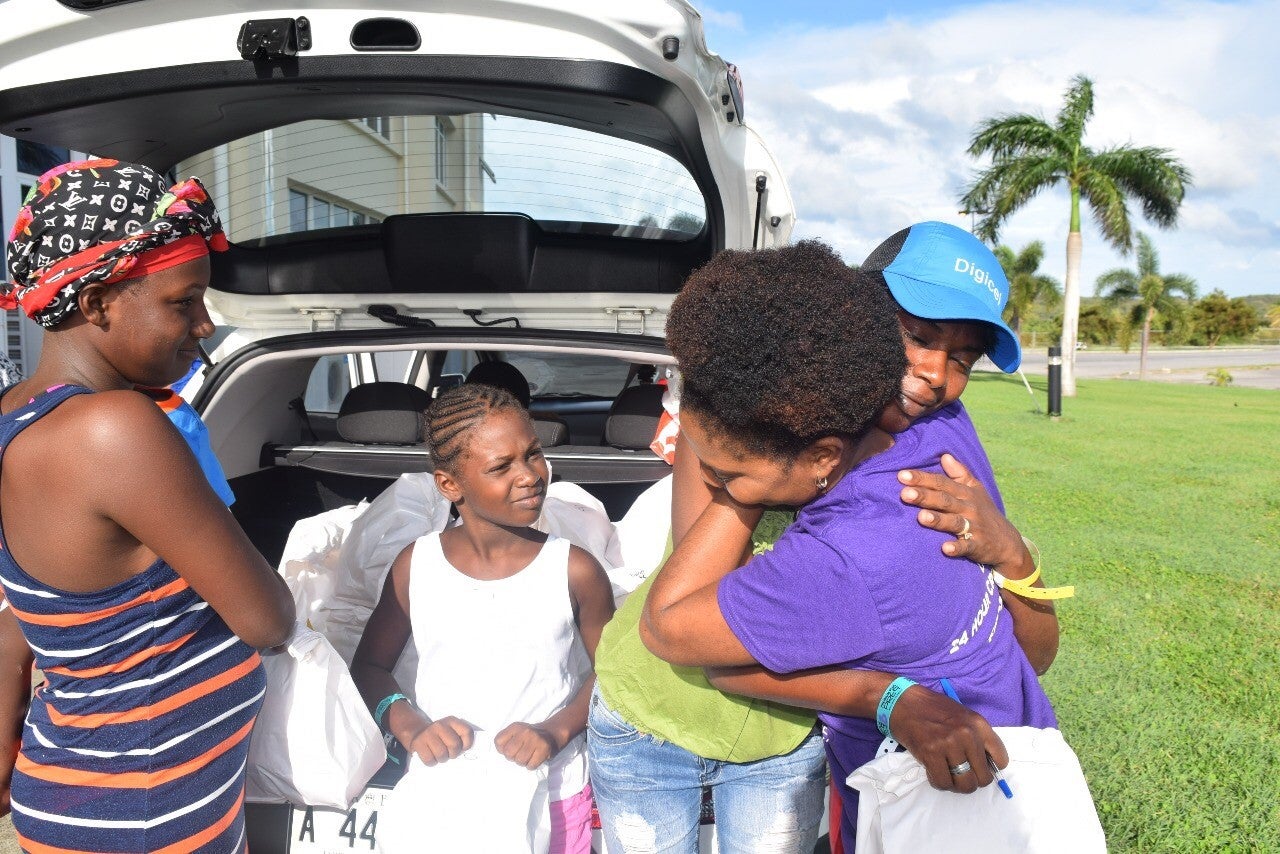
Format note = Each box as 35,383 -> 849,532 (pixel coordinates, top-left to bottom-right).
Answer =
1047,346 -> 1062,419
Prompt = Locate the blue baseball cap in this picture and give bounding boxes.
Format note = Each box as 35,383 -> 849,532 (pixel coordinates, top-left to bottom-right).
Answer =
862,221 -> 1022,372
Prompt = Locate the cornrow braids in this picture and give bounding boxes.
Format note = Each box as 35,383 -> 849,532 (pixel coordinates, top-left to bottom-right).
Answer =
424,383 -> 530,472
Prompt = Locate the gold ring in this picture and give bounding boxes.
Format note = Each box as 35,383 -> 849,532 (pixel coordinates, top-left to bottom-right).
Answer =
958,518 -> 973,540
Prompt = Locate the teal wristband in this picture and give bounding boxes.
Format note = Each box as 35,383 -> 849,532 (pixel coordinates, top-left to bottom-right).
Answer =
875,677 -> 916,739
374,692 -> 410,733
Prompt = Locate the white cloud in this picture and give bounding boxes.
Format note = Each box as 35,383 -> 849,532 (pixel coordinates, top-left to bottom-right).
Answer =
698,6 -> 745,32
727,0 -> 1280,296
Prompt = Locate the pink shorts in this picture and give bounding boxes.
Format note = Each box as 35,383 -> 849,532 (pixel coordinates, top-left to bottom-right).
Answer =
549,784 -> 593,854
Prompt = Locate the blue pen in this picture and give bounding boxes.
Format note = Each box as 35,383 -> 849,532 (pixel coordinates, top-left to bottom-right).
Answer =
938,678 -> 1014,800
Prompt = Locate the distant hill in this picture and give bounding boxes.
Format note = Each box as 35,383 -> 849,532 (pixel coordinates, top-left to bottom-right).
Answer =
1242,294 -> 1279,314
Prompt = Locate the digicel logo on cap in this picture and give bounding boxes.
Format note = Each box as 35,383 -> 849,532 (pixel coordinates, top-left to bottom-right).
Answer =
954,257 -> 1003,306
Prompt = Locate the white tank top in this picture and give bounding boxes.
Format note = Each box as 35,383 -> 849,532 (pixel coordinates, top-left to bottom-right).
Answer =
407,532 -> 589,798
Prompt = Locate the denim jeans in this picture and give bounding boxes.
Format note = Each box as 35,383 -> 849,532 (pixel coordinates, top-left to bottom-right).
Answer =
587,687 -> 826,854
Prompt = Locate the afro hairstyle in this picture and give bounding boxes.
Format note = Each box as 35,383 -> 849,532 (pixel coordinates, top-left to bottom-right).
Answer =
666,240 -> 906,459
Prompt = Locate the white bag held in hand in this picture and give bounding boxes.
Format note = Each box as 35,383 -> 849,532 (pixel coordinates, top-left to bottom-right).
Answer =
846,726 -> 1105,854
246,623 -> 386,809
378,732 -> 550,854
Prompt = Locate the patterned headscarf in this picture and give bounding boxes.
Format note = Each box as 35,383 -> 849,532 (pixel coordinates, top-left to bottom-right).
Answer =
2,158 -> 228,329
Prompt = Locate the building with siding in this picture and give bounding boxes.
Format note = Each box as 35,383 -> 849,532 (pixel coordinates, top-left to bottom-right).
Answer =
1,115 -> 486,375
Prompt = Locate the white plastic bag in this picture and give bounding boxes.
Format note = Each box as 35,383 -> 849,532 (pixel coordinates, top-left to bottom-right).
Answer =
277,502 -> 368,635
608,474 -> 673,605
846,726 -> 1106,853
325,473 -> 454,680
535,480 -> 623,572
378,732 -> 549,854
245,623 -> 386,809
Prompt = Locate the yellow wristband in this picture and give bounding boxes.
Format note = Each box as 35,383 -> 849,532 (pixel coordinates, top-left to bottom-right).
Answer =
992,567 -> 1075,600
991,537 -> 1075,600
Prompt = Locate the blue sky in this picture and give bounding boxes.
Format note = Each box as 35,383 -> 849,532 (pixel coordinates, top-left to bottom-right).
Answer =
692,0 -> 1280,298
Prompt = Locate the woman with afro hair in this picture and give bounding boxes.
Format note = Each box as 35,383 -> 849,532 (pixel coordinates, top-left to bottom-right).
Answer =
589,233 -> 1063,853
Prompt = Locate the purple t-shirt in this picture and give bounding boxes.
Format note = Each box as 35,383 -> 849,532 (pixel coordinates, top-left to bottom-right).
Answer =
718,402 -> 1056,774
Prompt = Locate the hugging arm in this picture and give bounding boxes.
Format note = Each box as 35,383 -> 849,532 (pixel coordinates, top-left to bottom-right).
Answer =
705,665 -> 1007,793
665,439 -> 1009,792
640,479 -> 763,667
899,453 -> 1059,674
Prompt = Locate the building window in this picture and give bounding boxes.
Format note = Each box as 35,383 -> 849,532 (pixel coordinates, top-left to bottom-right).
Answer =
288,190 -> 308,233
3,312 -> 25,375
310,198 -> 330,230
1,185 -> 36,301
435,117 -> 447,183
286,188 -> 378,234
363,117 -> 392,139
16,141 -> 70,177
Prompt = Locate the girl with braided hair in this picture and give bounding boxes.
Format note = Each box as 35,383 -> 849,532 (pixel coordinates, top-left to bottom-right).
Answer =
351,383 -> 614,853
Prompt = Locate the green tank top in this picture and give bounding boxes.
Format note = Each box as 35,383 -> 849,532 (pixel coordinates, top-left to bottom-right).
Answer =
594,536 -> 816,763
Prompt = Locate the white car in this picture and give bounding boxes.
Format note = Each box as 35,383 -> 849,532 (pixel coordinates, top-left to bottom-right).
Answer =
0,1 -> 827,851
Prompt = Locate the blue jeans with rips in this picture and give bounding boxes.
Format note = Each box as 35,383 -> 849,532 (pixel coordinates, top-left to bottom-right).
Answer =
587,687 -> 826,854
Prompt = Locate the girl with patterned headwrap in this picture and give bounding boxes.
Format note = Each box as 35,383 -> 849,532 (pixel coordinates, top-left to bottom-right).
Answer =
0,159 -> 294,853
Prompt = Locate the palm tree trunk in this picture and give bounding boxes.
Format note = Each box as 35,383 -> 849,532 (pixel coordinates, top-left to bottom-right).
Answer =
1139,307 -> 1153,380
1061,230 -> 1083,396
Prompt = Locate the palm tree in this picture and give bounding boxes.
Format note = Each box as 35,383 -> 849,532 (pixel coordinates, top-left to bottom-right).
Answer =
1267,304 -> 1280,330
1094,232 -> 1196,380
994,241 -> 1060,338
960,75 -> 1191,396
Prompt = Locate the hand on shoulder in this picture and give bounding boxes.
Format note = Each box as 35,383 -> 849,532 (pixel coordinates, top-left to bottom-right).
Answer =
898,453 -> 1027,571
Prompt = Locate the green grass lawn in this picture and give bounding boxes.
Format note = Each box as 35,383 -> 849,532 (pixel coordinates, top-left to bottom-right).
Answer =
961,374 -> 1280,852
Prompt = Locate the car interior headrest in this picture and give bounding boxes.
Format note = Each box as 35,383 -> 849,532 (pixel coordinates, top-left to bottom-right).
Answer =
337,381 -> 431,445
604,383 -> 665,450
465,361 -> 532,408
532,415 -> 570,448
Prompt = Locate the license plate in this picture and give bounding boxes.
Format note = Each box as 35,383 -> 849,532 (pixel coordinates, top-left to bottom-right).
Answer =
289,787 -> 391,853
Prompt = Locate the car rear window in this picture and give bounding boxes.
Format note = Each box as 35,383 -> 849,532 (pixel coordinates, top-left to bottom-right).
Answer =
504,352 -> 638,398
177,114 -> 707,244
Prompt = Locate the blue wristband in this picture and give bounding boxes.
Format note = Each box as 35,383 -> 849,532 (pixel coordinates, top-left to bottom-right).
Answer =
875,677 -> 917,739
374,692 -> 410,733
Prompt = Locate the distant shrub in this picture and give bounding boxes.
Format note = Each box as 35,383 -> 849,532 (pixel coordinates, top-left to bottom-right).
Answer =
1207,367 -> 1233,387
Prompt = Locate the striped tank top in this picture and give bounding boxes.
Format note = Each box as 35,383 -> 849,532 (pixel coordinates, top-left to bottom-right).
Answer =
0,384 -> 265,853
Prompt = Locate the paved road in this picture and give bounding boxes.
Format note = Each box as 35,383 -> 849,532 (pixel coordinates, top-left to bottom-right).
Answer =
1006,346 -> 1280,390
0,815 -> 15,852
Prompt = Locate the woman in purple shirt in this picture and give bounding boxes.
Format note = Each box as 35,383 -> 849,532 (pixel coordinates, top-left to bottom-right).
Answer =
641,236 -> 1063,850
